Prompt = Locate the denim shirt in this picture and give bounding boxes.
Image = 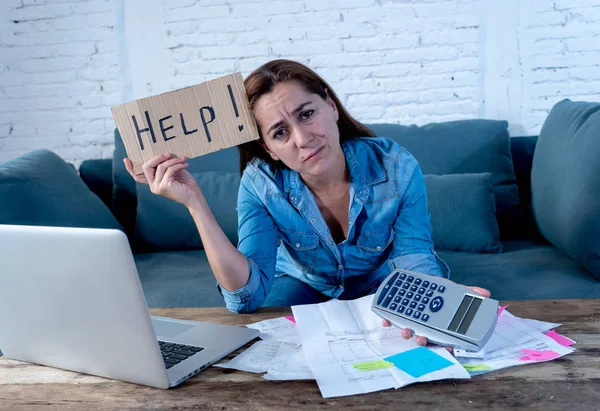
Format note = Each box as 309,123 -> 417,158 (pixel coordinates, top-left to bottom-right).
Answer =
218,137 -> 450,313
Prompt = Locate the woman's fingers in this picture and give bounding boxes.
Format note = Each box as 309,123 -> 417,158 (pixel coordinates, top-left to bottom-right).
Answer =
142,154 -> 171,185
467,286 -> 491,298
158,163 -> 189,189
123,158 -> 148,184
154,156 -> 186,186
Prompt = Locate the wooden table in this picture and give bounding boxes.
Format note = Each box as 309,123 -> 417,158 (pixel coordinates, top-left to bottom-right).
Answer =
1,299 -> 599,410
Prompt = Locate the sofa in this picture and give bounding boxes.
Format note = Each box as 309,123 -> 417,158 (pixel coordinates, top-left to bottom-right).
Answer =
1,99 -> 599,308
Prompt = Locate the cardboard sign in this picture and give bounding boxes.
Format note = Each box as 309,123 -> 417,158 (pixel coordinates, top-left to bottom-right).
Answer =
111,73 -> 259,174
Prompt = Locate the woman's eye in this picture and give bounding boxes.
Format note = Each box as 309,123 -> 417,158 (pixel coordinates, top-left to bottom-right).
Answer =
301,110 -> 314,120
274,129 -> 287,139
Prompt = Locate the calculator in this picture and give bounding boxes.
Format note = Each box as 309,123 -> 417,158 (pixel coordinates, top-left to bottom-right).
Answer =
371,269 -> 498,351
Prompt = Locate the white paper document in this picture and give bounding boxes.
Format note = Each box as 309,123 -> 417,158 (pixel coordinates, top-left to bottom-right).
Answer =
291,295 -> 470,398
214,340 -> 299,373
454,309 -> 575,375
263,345 -> 314,381
246,317 -> 301,344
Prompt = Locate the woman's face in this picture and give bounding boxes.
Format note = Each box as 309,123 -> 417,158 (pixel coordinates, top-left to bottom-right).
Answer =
253,80 -> 342,178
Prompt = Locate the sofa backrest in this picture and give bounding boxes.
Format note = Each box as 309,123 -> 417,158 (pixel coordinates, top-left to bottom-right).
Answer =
79,125 -> 541,250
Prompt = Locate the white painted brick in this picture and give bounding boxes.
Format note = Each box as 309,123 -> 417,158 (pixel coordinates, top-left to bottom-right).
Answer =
165,5 -> 230,23
201,44 -> 268,59
415,2 -> 458,18
343,35 -> 418,52
200,16 -> 264,33
10,4 -> 73,21
420,28 -> 479,46
231,1 -> 303,17
71,1 -> 113,16
569,66 -> 600,81
305,0 -> 376,12
271,40 -> 342,57
553,0 -> 600,10
566,36 -> 600,51
525,11 -> 569,28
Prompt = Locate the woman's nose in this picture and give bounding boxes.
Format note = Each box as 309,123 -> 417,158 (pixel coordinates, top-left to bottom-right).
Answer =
293,127 -> 314,148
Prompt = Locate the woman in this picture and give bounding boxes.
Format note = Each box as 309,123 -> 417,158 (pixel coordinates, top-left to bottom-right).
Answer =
125,59 -> 490,346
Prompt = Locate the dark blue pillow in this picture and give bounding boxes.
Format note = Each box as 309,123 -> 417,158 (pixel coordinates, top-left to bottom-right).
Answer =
368,120 -> 520,237
531,99 -> 600,280
425,173 -> 502,253
134,171 -> 240,252
0,150 -> 122,230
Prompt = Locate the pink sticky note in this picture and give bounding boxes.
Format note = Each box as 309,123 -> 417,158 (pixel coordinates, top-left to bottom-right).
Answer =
498,305 -> 509,316
284,316 -> 296,323
518,348 -> 561,361
546,330 -> 575,347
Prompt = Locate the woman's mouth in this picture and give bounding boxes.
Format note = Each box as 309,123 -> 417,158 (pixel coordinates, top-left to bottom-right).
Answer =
304,146 -> 324,162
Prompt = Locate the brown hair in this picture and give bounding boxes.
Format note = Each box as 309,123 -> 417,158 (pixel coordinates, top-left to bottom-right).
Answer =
238,59 -> 375,174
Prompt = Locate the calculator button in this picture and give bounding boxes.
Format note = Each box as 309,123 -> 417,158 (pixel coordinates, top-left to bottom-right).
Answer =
398,306 -> 405,314
410,285 -> 418,292
377,272 -> 399,305
438,285 -> 446,293
402,299 -> 409,306
394,280 -> 403,287
394,296 -> 402,303
407,292 -> 414,299
406,308 -> 413,316
414,278 -> 422,285
409,301 -> 417,309
422,297 -> 430,304
429,296 -> 444,312
418,287 -> 425,295
430,283 -> 437,291
382,286 -> 398,308
418,304 -> 425,311
407,276 -> 414,283
426,290 -> 434,297
402,283 -> 410,289
422,314 -> 429,322
399,273 -> 407,280
413,311 -> 421,319
399,289 -> 406,297
422,281 -> 430,288
414,294 -> 421,302
389,303 -> 398,311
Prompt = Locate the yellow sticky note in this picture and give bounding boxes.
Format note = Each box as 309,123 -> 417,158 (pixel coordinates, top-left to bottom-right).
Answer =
352,359 -> 394,371
463,363 -> 493,372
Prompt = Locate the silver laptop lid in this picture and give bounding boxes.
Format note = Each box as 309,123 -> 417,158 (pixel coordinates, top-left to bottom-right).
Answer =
0,225 -> 170,388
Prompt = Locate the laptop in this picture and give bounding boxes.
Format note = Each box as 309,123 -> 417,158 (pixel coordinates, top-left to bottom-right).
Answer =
0,224 -> 259,388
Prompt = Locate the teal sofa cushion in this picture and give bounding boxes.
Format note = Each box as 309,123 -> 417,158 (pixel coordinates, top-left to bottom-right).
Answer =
368,121 -> 520,236
134,171 -> 240,252
0,150 -> 122,230
531,99 -> 600,280
112,128 -> 240,249
425,173 -> 502,253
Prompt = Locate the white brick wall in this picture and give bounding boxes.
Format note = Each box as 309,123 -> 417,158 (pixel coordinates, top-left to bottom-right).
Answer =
1,0 -> 600,166
0,0 -> 123,164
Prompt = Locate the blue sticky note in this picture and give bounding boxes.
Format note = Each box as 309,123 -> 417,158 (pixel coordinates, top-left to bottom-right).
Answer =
384,347 -> 454,378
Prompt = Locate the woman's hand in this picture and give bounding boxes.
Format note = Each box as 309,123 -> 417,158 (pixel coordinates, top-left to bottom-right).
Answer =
123,154 -> 201,207
382,284 -> 491,352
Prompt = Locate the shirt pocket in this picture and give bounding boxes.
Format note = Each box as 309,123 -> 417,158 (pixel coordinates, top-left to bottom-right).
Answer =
279,230 -> 319,271
354,227 -> 395,270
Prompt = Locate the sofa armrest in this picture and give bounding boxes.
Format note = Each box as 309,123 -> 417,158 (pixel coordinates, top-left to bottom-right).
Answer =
79,159 -> 113,213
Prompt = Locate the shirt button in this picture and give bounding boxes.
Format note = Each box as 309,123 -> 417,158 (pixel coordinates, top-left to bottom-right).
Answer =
310,218 -> 316,224
338,264 -> 343,270
376,246 -> 382,251
291,197 -> 296,201
296,243 -> 301,248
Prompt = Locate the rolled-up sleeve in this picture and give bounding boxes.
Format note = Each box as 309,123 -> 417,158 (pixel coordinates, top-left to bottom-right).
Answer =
217,173 -> 279,313
386,155 -> 450,279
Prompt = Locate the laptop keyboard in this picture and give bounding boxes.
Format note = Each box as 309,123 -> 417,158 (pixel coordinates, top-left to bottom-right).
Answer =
158,340 -> 204,369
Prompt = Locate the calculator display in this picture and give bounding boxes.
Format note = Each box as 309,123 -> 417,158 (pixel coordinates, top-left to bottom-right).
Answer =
447,295 -> 483,335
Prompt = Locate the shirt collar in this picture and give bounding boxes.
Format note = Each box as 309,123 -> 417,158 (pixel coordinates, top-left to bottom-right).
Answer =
283,138 -> 388,203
